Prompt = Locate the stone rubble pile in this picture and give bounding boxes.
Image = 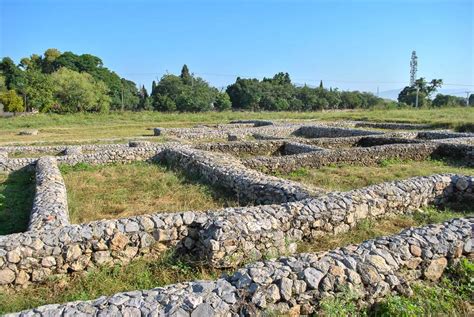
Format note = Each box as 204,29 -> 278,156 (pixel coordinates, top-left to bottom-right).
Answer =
6,217 -> 472,316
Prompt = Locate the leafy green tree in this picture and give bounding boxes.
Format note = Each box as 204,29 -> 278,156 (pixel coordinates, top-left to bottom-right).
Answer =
24,70 -> 55,112
469,94 -> 474,106
0,90 -> 24,112
0,74 -> 6,92
398,77 -> 443,107
432,94 -> 466,107
51,68 -> 110,113
0,57 -> 26,91
226,77 -> 262,110
214,92 -> 232,111
154,95 -> 177,112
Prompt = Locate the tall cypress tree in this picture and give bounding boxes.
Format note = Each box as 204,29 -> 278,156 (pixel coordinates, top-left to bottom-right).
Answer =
319,80 -> 323,89
180,64 -> 192,85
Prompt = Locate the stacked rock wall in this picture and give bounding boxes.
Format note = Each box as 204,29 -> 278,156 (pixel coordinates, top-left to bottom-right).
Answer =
198,174 -> 473,267
294,126 -> 384,138
158,146 -> 321,205
0,146 -> 163,173
1,174 -> 469,287
243,143 -> 441,173
28,157 -> 69,231
6,218 -> 472,316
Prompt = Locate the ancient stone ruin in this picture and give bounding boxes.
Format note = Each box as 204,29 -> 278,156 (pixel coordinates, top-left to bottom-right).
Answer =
0,120 -> 472,316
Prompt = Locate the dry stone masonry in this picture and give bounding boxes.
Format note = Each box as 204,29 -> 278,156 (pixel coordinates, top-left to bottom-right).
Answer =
0,120 -> 473,315
6,218 -> 472,316
28,157 -> 69,231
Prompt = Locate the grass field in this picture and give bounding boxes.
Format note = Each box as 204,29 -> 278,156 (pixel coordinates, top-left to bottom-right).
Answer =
60,162 -> 239,224
0,107 -> 472,145
275,158 -> 474,192
0,206 -> 469,314
0,170 -> 35,235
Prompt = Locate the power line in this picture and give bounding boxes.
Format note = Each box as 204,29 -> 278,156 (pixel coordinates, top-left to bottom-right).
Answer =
118,71 -> 474,87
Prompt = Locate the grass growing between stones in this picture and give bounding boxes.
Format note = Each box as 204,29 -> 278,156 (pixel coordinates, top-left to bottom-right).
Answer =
0,169 -> 35,235
60,162 -> 240,224
318,258 -> 474,316
0,251 -> 226,314
276,158 -> 474,192
297,206 -> 471,254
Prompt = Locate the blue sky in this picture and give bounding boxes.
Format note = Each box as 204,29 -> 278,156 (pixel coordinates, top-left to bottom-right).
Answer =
1,0 -> 473,96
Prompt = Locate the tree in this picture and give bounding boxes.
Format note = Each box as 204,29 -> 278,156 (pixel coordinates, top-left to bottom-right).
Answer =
214,92 -> 232,111
226,77 -> 262,110
0,90 -> 24,112
51,68 -> 110,113
432,94 -> 465,107
319,80 -> 323,89
180,64 -> 192,85
398,77 -> 443,107
24,70 -> 55,112
138,85 -> 152,110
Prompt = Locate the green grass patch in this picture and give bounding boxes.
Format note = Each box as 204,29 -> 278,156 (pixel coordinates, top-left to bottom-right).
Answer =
0,108 -> 472,145
297,206 -> 470,254
0,251 -> 226,314
276,159 -> 474,192
8,151 -> 62,158
60,162 -> 239,224
0,169 -> 35,235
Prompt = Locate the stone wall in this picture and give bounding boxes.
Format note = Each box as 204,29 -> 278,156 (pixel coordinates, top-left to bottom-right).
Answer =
197,174 -> 473,268
294,125 -> 384,138
1,173 -> 468,287
0,146 -> 164,173
282,142 -> 325,155
6,218 -> 472,316
158,146 -> 322,204
417,130 -> 474,140
28,157 -> 69,231
194,140 -> 285,157
243,143 -> 441,173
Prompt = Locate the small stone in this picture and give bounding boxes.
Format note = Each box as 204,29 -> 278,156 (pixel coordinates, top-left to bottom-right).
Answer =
7,250 -> 21,263
410,245 -> 422,257
279,277 -> 293,301
303,267 -> 324,289
125,222 -> 140,233
19,129 -> 39,136
0,268 -> 15,285
93,251 -> 112,265
15,270 -> 29,285
110,233 -> 129,250
41,256 -> 57,267
65,245 -> 82,261
191,303 -> 214,317
153,128 -> 162,136
424,257 -> 448,281
266,284 -> 281,303
455,178 -> 469,191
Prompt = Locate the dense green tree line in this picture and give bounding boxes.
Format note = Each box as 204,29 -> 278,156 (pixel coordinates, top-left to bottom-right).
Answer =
0,49 -> 140,113
0,49 -> 471,113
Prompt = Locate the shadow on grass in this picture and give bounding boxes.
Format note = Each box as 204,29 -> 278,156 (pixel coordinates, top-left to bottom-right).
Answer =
0,168 -> 35,235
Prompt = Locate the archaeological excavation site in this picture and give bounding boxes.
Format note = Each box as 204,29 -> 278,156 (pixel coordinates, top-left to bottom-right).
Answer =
0,120 -> 473,316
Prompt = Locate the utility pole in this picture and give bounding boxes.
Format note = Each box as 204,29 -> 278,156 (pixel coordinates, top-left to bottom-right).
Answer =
415,87 -> 420,108
466,91 -> 471,106
121,84 -> 124,111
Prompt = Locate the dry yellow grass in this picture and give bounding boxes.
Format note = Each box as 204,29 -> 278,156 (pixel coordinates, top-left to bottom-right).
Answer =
60,162 -> 239,224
